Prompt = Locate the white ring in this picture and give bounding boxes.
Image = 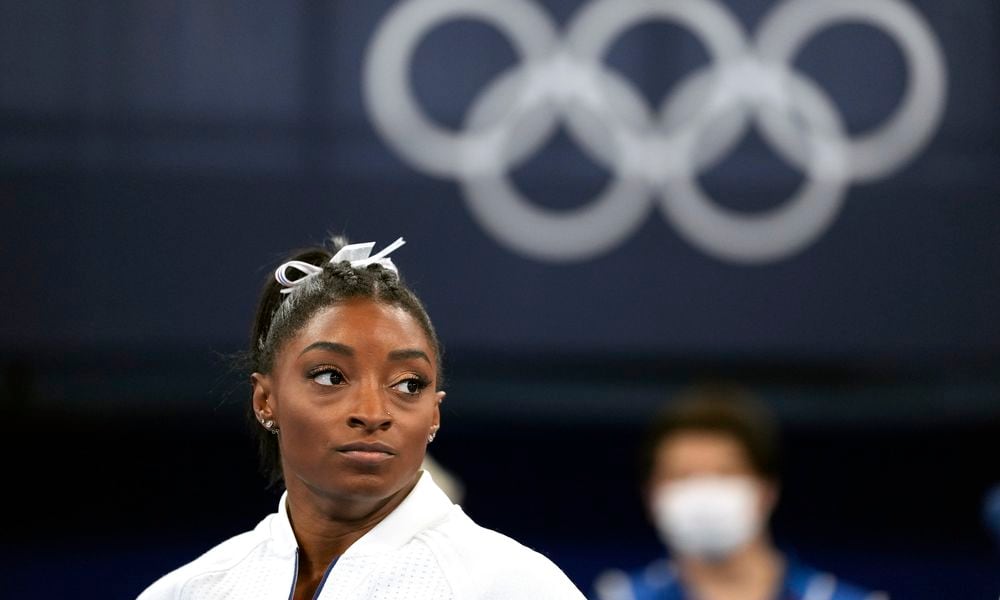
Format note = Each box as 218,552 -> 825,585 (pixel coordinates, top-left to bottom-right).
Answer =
658,59 -> 850,263
459,57 -> 655,262
363,0 -> 560,178
566,0 -> 748,60
362,0 -> 947,263
454,0 -> 754,260
561,0 -> 750,175
754,0 -> 947,182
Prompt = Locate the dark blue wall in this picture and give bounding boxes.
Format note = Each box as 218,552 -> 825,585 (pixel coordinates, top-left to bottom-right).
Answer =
2,1 -> 999,598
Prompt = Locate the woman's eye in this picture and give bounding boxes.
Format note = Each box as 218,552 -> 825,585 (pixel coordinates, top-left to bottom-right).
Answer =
391,378 -> 426,395
312,369 -> 344,386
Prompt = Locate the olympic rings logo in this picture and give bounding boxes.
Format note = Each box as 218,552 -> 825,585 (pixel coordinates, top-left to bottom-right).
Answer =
363,0 -> 947,263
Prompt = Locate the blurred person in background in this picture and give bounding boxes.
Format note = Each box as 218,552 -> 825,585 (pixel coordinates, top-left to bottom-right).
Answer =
984,483 -> 1000,552
593,385 -> 885,600
421,452 -> 465,504
138,234 -> 584,600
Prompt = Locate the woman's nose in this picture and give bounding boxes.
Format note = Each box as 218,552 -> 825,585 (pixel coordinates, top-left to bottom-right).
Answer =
347,384 -> 392,432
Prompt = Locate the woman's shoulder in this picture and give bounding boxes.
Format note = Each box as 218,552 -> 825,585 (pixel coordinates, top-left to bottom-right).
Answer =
427,507 -> 555,565
136,515 -> 282,600
421,508 -> 586,599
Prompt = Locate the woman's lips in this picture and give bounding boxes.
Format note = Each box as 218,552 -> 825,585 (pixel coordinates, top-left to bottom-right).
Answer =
336,441 -> 397,465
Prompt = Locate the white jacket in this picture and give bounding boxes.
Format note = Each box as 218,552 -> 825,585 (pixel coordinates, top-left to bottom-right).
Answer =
138,471 -> 585,599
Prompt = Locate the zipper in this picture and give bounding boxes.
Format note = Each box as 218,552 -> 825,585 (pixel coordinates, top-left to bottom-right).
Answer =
312,556 -> 338,599
287,549 -> 299,600
287,548 -> 339,600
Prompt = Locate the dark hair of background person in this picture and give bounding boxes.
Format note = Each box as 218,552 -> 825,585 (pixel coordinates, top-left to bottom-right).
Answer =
242,235 -> 444,489
638,385 -> 781,486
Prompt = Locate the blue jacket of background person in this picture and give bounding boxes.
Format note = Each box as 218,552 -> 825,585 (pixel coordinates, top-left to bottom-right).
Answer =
593,558 -> 886,600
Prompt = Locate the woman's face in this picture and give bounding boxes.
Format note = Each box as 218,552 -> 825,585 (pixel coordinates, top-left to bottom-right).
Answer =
252,298 -> 442,505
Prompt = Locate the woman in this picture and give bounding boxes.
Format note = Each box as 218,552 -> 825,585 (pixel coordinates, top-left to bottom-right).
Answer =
139,236 -> 585,600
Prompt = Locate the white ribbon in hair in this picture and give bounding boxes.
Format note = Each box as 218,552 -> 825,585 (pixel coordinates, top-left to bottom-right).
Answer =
274,237 -> 406,294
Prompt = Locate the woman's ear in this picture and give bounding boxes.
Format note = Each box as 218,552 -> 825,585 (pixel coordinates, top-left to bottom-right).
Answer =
432,391 -> 445,429
251,372 -> 275,420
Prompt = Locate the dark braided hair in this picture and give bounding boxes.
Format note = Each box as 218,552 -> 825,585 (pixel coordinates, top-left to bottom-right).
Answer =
247,236 -> 442,488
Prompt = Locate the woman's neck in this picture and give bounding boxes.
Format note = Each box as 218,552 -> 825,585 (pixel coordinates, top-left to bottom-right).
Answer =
675,538 -> 784,600
284,473 -> 421,599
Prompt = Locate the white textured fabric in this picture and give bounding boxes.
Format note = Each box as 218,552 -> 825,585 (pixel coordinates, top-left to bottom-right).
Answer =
137,471 -> 585,600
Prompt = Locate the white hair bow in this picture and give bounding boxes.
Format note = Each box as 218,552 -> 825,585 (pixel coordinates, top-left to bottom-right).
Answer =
274,237 -> 406,294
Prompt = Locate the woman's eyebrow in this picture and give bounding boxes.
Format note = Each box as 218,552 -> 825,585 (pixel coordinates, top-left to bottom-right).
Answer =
299,341 -> 354,357
387,348 -> 431,364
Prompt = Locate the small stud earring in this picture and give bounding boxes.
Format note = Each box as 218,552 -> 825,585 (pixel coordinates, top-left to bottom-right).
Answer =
262,419 -> 279,434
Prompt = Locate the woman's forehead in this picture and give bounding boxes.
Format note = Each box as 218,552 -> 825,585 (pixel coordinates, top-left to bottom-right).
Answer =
291,299 -> 433,352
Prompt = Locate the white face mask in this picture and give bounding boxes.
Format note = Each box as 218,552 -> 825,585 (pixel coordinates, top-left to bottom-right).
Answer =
651,476 -> 762,561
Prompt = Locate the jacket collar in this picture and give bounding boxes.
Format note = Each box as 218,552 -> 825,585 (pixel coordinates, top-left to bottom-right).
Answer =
269,470 -> 454,558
